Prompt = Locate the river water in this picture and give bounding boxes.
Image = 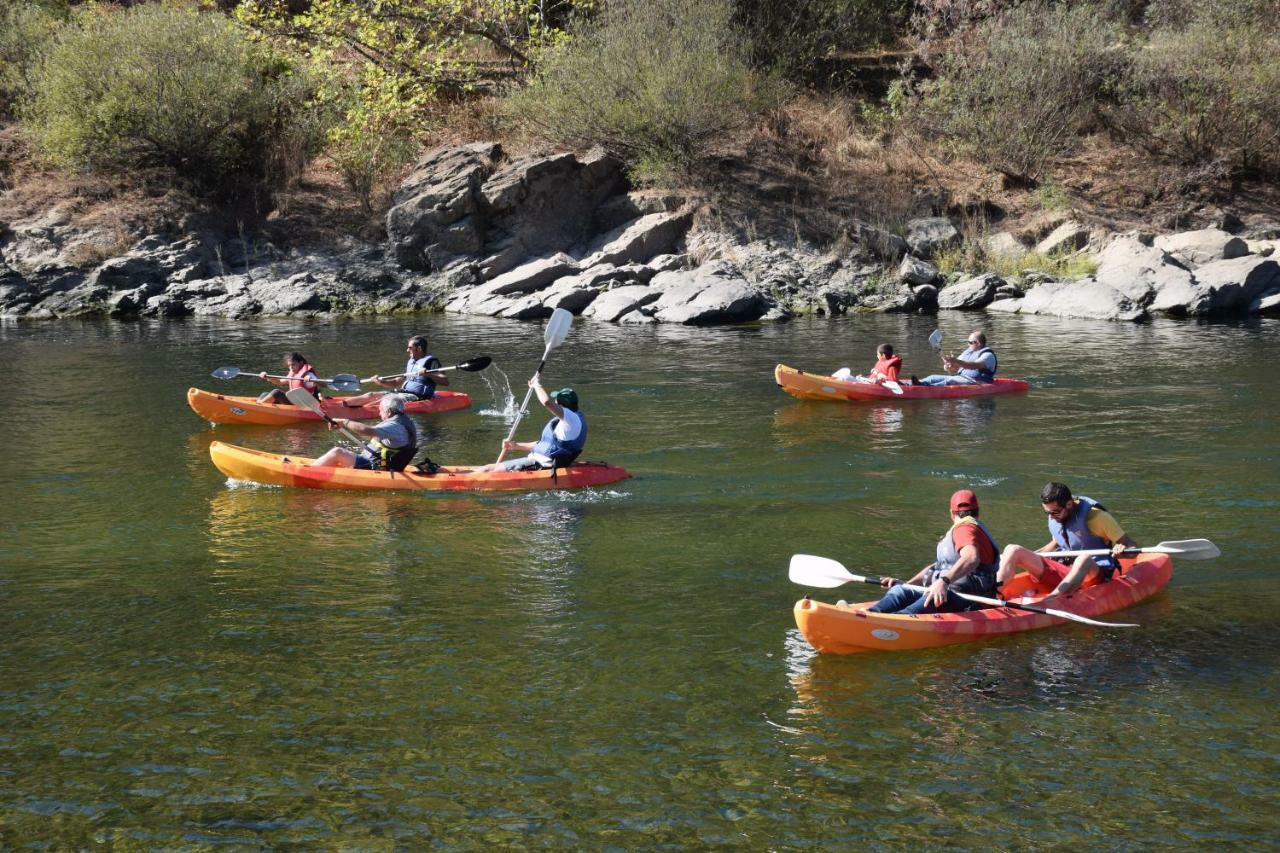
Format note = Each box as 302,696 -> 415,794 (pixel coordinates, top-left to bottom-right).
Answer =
1,313 -> 1277,847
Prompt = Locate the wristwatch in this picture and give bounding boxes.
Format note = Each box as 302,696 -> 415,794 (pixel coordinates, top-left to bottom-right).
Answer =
937,574 -> 952,586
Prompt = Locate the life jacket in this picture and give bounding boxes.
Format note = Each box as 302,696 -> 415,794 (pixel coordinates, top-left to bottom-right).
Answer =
929,516 -> 1000,597
871,355 -> 902,382
533,411 -> 587,465
958,346 -> 997,383
1048,496 -> 1116,570
288,363 -> 319,393
364,413 -> 418,472
398,355 -> 440,399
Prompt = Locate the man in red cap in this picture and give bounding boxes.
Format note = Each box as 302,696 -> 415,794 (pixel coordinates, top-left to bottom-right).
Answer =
867,489 -> 1002,614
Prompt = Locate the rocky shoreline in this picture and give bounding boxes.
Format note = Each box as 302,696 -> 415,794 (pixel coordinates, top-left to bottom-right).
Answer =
3,142 -> 1278,324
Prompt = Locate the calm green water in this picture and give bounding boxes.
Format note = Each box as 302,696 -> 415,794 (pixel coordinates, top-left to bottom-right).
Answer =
1,313 -> 1277,848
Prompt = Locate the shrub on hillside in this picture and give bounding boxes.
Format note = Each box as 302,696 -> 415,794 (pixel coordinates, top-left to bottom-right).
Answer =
909,2 -> 1123,182
24,5 -> 326,204
0,2 -> 67,119
1112,4 -> 1280,178
502,0 -> 784,183
733,0 -> 911,89
325,79 -> 420,215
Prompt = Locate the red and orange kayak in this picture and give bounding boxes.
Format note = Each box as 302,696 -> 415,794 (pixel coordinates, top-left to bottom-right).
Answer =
793,553 -> 1171,654
209,441 -> 631,493
775,363 -> 1029,401
188,387 -> 471,425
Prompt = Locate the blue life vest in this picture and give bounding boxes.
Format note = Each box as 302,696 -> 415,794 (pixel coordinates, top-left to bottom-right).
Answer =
958,346 -> 997,383
533,412 -> 587,465
929,516 -> 1000,597
1048,496 -> 1116,570
398,354 -> 440,399
361,413 -> 418,472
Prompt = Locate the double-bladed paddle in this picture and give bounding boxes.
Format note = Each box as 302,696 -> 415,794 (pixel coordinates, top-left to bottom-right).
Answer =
1042,538 -> 1220,560
212,366 -> 361,393
787,554 -> 1140,629
496,310 -> 573,463
285,388 -> 364,446
363,355 -> 493,384
928,329 -> 943,349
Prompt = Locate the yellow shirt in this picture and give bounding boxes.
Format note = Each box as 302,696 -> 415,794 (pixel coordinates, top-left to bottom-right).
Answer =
1086,507 -> 1125,543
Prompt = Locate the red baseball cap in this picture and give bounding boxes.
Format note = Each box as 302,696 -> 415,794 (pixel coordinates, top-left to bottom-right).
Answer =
950,489 -> 979,512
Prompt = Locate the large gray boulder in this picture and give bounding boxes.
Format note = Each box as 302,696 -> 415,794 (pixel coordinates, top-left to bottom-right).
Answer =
1014,278 -> 1146,322
1154,228 -> 1250,267
1094,234 -> 1192,306
577,210 -> 692,269
1035,221 -> 1090,256
386,144 -> 626,275
899,254 -> 941,286
582,284 -> 661,322
652,276 -> 767,324
937,273 -> 1002,310
855,222 -> 909,261
386,143 -> 501,272
1150,256 -> 1280,316
905,217 -> 959,258
983,231 -> 1026,260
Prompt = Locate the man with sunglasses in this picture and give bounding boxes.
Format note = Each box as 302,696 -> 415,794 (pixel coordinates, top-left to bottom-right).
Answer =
916,329 -> 997,386
996,482 -> 1139,598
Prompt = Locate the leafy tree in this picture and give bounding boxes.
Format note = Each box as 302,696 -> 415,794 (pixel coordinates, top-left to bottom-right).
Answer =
910,2 -> 1123,181
0,2 -> 68,118
503,0 -> 784,183
24,4 -> 325,204
1112,0 -> 1280,176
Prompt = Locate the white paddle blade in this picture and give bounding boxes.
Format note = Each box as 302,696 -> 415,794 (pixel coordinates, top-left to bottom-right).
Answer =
788,554 -> 858,588
212,366 -> 241,379
544,308 -> 573,349
883,380 -> 904,395
1038,606 -> 1139,629
1153,538 -> 1220,559
928,329 -> 943,349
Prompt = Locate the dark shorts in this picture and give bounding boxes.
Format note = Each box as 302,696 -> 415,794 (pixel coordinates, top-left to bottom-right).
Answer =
397,388 -> 434,401
354,453 -> 378,471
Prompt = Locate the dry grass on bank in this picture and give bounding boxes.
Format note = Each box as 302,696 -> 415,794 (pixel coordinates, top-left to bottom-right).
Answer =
698,93 -> 1280,255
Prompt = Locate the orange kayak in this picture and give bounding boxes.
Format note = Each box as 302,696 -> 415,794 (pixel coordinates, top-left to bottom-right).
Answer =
209,441 -> 631,493
793,553 -> 1171,654
188,387 -> 471,425
775,364 -> 1029,401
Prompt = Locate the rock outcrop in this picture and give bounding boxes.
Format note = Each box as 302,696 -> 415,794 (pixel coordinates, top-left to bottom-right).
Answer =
4,141 -> 1280,326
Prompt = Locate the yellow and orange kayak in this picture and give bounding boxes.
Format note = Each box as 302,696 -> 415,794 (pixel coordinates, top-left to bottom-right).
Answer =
209,441 -> 631,493
794,553 -> 1171,654
775,364 -> 1029,401
188,387 -> 470,425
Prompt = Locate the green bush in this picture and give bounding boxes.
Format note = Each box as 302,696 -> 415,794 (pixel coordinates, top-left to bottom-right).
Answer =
24,4 -> 326,202
1113,4 -> 1280,177
502,0 -> 784,183
910,2 -> 1124,181
0,2 -> 66,118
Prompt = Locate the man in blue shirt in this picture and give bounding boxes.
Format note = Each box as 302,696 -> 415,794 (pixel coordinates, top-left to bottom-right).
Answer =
917,330 -> 997,386
341,335 -> 449,408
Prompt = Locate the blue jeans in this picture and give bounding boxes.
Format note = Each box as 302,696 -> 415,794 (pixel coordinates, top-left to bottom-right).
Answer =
867,584 -> 969,614
918,374 -> 979,387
